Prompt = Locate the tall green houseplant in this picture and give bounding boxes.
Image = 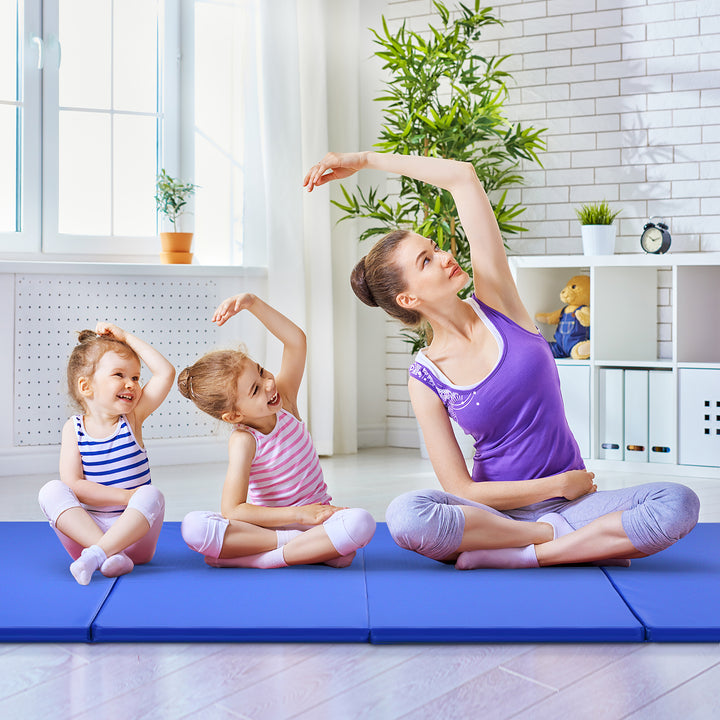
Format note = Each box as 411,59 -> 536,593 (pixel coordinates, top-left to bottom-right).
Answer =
334,0 -> 545,350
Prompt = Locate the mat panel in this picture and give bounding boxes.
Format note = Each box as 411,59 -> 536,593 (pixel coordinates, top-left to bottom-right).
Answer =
603,523 -> 720,641
364,524 -> 645,643
0,522 -> 115,642
91,522 -> 370,642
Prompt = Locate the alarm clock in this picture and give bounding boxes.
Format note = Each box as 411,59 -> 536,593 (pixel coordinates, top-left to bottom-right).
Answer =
640,218 -> 671,254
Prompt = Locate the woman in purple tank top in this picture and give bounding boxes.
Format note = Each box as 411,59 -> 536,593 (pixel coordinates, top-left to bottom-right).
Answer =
304,152 -> 699,568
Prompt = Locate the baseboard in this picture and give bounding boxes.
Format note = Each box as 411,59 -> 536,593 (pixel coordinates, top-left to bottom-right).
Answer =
386,417 -> 420,449
0,436 -> 228,477
357,424 -> 387,449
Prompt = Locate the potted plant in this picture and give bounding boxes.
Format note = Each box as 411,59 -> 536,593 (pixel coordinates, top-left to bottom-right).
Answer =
155,169 -> 197,264
333,0 -> 546,351
575,200 -> 621,256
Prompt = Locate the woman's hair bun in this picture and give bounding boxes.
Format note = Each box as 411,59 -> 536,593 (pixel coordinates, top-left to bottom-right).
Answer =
350,256 -> 378,308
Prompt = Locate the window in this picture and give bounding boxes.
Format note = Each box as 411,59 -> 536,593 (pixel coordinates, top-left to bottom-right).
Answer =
0,0 -> 179,258
0,0 -> 40,252
192,0 -> 264,266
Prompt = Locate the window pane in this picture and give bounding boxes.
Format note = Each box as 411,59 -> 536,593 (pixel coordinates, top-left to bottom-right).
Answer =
114,0 -> 160,113
195,1 -> 247,263
0,0 -> 20,101
113,114 -> 156,236
0,106 -> 18,232
59,0 -> 111,110
58,111 -> 111,235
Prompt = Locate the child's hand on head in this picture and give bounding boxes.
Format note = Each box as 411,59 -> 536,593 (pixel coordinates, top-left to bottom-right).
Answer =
212,293 -> 256,326
95,322 -> 127,342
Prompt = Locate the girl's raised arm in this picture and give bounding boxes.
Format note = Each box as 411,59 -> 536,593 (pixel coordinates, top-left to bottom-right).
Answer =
212,293 -> 307,407
95,322 -> 175,426
305,151 -> 533,329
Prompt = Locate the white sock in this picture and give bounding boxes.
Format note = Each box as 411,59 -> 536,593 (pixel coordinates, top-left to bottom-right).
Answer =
538,512 -> 574,540
100,552 -> 135,578
276,529 -> 303,548
70,544 -> 107,585
455,544 -> 539,570
204,546 -> 288,569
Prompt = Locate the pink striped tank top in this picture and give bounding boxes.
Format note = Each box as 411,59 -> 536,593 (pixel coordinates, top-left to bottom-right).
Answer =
236,410 -> 332,507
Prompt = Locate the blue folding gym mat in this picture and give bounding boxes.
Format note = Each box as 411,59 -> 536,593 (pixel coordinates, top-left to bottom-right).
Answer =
364,523 -> 645,643
602,523 -> 720,642
0,522 -> 116,642
91,522 -> 370,642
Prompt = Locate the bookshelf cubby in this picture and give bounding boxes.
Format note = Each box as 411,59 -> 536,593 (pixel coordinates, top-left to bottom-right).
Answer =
510,253 -> 720,477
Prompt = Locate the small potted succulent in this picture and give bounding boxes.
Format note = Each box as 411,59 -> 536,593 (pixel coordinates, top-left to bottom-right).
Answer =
575,200 -> 621,255
155,169 -> 197,264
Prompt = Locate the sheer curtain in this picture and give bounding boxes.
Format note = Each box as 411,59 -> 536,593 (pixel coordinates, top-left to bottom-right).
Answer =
252,0 -> 360,455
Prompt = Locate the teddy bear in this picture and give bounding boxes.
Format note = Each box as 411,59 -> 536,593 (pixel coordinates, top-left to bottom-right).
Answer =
534,274 -> 590,359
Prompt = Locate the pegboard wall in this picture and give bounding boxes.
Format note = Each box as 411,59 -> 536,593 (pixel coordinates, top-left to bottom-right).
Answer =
13,272 -> 266,447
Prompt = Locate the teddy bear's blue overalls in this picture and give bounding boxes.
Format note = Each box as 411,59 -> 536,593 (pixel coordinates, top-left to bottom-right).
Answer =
548,305 -> 589,358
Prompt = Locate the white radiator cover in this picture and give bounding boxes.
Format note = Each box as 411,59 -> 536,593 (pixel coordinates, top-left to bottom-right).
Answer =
2,262 -> 267,472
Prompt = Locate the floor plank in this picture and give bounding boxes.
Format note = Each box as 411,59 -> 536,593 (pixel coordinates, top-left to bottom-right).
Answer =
623,660 -> 720,719
510,644 -> 720,719
288,644 -> 531,720
210,644 -> 424,720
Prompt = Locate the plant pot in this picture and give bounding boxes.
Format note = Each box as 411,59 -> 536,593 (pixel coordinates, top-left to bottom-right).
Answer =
160,251 -> 193,265
581,225 -> 616,255
160,231 -> 193,254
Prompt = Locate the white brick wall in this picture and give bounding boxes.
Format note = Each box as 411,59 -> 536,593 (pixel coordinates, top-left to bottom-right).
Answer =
381,0 -> 720,444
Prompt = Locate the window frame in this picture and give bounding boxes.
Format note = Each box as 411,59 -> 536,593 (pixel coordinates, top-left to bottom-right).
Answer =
0,0 -> 181,260
0,0 -> 41,255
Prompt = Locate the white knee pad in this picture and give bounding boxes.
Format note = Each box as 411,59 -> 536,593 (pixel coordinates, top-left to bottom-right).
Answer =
127,484 -> 165,526
37,480 -> 80,526
323,508 -> 376,556
181,511 -> 229,558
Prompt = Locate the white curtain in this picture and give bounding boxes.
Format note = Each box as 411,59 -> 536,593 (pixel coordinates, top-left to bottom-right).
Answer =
251,0 -> 360,454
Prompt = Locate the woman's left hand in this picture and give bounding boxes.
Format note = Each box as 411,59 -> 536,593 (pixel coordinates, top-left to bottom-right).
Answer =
303,151 -> 368,192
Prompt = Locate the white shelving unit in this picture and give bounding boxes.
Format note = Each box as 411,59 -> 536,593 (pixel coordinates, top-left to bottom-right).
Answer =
510,253 -> 720,479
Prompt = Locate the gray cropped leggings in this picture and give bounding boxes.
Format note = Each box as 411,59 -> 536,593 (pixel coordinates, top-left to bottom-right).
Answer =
386,482 -> 700,561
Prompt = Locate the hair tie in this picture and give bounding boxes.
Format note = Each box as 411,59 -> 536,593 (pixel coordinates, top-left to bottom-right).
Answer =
186,375 -> 196,399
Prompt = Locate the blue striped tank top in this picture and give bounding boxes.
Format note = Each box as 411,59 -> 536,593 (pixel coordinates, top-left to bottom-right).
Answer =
74,414 -> 152,514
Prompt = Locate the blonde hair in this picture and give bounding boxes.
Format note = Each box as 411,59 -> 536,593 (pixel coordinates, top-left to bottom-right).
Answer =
67,330 -> 140,412
177,348 -> 250,421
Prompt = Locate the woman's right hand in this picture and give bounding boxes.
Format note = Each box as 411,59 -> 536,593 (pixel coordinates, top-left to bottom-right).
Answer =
553,469 -> 597,500
212,293 -> 256,326
303,151 -> 368,192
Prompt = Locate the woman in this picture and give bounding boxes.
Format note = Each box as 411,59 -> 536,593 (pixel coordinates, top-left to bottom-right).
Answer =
304,151 -> 699,569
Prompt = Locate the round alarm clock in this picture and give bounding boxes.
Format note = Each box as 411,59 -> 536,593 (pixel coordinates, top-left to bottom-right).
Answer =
640,218 -> 671,254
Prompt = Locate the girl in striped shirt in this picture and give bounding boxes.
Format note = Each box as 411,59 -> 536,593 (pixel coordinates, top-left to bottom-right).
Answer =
178,293 -> 375,568
38,324 -> 175,585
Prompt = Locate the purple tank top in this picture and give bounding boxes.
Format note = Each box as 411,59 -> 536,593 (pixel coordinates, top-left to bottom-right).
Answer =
409,295 -> 584,483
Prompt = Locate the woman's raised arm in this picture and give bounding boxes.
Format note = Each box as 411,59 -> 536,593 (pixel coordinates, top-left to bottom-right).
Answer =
305,151 -> 532,327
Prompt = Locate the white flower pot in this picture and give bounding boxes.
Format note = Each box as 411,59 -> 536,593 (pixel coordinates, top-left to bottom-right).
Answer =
581,224 -> 616,255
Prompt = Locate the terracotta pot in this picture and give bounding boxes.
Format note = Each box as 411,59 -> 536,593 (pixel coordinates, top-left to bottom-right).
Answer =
160,251 -> 193,265
160,232 -> 193,253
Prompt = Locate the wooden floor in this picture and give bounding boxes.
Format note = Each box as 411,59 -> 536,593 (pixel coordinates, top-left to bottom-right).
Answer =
2,447 -> 719,719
